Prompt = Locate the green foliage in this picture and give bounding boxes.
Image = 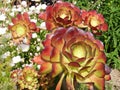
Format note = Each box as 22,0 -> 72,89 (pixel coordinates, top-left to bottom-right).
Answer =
96,0 -> 120,69
0,57 -> 15,90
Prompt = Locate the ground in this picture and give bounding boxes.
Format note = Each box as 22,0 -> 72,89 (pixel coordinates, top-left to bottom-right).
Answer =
106,69 -> 120,90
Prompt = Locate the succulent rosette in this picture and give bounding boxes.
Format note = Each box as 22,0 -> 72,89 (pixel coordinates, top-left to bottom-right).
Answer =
33,27 -> 110,90
9,12 -> 40,44
38,1 -> 82,31
80,10 -> 108,34
11,66 -> 39,90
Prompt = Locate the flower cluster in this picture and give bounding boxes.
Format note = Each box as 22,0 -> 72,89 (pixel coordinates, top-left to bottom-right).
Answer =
0,0 -> 111,90
39,1 -> 108,34
34,1 -> 110,90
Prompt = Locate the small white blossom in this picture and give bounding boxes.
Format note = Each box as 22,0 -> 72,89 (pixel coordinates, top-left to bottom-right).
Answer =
0,27 -> 7,35
35,53 -> 39,56
31,19 -> 37,23
37,65 -> 41,69
73,1 -> 77,4
6,0 -> 11,3
23,37 -> 28,44
40,22 -> 46,29
21,1 -> 27,7
18,43 -> 30,52
41,4 -> 47,10
29,6 -> 36,11
22,63 -> 33,67
16,6 -> 23,12
9,12 -> 15,17
37,38 -> 41,42
12,56 -> 23,64
1,51 -> 10,59
29,53 -> 33,56
3,33 -> 12,39
35,5 -> 41,13
32,33 -> 37,38
0,14 -> 6,21
36,46 -> 40,51
12,6 -> 18,12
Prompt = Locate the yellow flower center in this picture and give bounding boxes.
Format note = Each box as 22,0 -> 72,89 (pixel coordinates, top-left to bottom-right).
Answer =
26,76 -> 32,82
60,13 -> 67,19
72,43 -> 86,58
58,9 -> 71,20
16,24 -> 26,37
90,17 -> 100,27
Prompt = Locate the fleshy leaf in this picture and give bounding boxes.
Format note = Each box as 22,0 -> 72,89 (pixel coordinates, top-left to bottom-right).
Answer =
51,63 -> 63,78
56,73 -> 65,90
40,62 -> 52,74
66,74 -> 75,90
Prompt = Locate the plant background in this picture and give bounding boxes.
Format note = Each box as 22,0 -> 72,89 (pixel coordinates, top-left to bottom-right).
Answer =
0,0 -> 120,89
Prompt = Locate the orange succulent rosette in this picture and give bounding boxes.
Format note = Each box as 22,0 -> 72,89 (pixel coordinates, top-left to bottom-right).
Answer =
11,66 -> 39,90
33,27 -> 111,90
80,10 -> 108,34
9,12 -> 40,44
39,1 -> 82,31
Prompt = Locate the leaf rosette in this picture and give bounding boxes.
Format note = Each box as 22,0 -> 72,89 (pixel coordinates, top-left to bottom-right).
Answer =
33,27 -> 110,90
39,1 -> 82,31
80,10 -> 108,34
9,12 -> 40,44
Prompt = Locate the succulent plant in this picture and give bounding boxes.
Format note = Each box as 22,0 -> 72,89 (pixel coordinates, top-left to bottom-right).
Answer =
11,66 -> 39,90
33,27 -> 111,90
39,1 -> 82,31
80,10 -> 108,34
8,12 -> 40,44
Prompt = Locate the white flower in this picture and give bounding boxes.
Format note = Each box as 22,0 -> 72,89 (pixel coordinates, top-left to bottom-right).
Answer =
10,56 -> 23,66
6,0 -> 11,3
32,33 -> 37,38
22,63 -> 33,67
31,19 -> 37,23
12,56 -> 23,64
73,1 -> 77,4
12,6 -> 18,12
0,27 -> 7,35
40,22 -> 46,29
18,43 -> 30,52
41,4 -> 47,10
9,12 -> 15,17
37,65 -> 41,69
1,51 -> 10,59
21,1 -> 27,7
0,14 -> 6,21
16,6 -> 23,12
23,37 -> 28,44
37,38 -> 41,42
36,46 -> 40,51
29,6 -> 36,11
35,5 -> 41,14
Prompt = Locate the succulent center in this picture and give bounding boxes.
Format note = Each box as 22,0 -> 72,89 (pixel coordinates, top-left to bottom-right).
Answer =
16,24 -> 26,37
55,8 -> 72,26
71,43 -> 86,58
26,76 -> 33,82
90,17 -> 100,27
59,9 -> 70,20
